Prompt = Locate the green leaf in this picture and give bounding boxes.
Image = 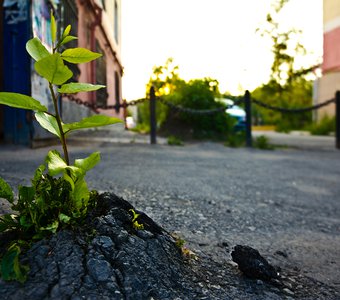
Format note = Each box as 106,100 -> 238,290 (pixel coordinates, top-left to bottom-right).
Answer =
72,178 -> 89,210
63,172 -> 75,191
1,243 -> 28,283
56,25 -> 78,48
63,115 -> 122,133
0,92 -> 47,111
26,37 -> 50,61
51,13 -> 57,44
46,150 -> 68,176
35,53 -> 73,85
45,150 -> 81,177
74,152 -> 100,172
18,186 -> 35,206
59,213 -> 71,224
59,36 -> 77,47
19,216 -> 32,228
0,215 -> 18,232
61,48 -> 102,64
35,112 -> 61,138
0,177 -> 14,203
62,25 -> 71,39
40,220 -> 59,234
58,83 -> 105,94
33,164 -> 46,185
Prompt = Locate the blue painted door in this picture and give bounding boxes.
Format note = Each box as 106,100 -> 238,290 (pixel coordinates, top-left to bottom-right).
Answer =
2,0 -> 32,145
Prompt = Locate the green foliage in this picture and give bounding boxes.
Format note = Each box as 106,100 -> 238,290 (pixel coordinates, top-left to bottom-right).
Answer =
258,0 -> 313,87
0,151 -> 99,238
146,58 -> 183,97
308,115 -> 335,136
163,77 -> 230,139
26,37 -> 50,61
137,58 -> 180,130
253,135 -> 274,150
129,209 -> 144,230
253,0 -> 315,132
174,236 -> 185,249
61,48 -> 102,64
0,242 -> 29,283
252,78 -> 313,131
224,131 -> 245,148
0,93 -> 47,111
0,152 -> 100,281
0,178 -> 14,203
51,13 -> 57,44
63,115 -> 121,133
139,59 -> 233,140
35,53 -> 73,85
167,135 -> 183,146
35,112 -> 62,137
0,15 -> 122,282
58,83 -> 105,94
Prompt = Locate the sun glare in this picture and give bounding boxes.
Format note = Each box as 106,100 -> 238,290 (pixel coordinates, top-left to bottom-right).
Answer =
122,0 -> 323,100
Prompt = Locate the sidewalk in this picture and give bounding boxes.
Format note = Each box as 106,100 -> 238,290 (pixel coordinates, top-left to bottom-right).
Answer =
253,130 -> 337,151
68,123 -> 167,145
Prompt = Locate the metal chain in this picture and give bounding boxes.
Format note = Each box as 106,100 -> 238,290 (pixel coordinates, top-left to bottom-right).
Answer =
126,98 -> 149,106
63,94 -> 148,111
252,97 -> 335,113
157,97 -> 235,115
63,93 -> 335,115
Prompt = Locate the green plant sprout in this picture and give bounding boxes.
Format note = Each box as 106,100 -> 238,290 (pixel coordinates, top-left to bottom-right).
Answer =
0,14 -> 122,282
129,209 -> 145,230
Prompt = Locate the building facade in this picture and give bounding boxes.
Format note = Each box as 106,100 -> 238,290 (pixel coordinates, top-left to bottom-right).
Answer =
0,0 -> 123,145
316,0 -> 340,120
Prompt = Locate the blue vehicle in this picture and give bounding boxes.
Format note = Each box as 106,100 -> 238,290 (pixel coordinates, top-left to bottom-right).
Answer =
216,98 -> 246,131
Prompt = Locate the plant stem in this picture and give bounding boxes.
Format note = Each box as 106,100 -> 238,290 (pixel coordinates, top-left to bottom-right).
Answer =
49,83 -> 70,165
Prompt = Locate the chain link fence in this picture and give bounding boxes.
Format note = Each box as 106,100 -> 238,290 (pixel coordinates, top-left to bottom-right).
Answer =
62,89 -> 340,149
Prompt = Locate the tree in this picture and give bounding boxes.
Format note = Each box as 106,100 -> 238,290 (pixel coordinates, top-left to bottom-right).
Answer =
146,58 -> 184,97
138,59 -> 234,139
138,58 -> 184,130
163,77 -> 231,139
253,0 -> 316,131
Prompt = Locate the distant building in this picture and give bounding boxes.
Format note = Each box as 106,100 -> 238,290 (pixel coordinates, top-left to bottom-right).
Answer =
0,0 -> 123,145
316,0 -> 340,120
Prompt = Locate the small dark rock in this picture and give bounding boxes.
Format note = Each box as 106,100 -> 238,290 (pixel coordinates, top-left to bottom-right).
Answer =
217,241 -> 230,251
275,250 -> 288,258
231,245 -> 278,281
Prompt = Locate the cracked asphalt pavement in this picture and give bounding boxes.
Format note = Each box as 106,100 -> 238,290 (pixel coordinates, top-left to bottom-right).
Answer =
0,130 -> 339,298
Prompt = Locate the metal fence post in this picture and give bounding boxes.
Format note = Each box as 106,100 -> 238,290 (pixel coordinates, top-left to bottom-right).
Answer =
245,90 -> 252,147
123,99 -> 128,130
336,91 -> 340,149
150,86 -> 157,144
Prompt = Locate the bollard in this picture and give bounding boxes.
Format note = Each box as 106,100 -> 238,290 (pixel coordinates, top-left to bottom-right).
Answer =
123,99 -> 128,130
150,86 -> 157,144
336,91 -> 340,149
245,90 -> 252,147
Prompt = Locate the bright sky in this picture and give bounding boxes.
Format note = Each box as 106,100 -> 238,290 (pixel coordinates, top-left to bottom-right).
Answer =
121,0 -> 323,100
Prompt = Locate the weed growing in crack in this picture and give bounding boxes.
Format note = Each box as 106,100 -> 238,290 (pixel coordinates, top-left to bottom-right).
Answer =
129,209 -> 145,230
0,14 -> 122,282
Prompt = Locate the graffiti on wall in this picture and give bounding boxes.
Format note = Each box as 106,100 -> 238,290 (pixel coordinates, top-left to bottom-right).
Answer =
3,0 -> 28,24
32,0 -> 59,47
31,0 -> 60,140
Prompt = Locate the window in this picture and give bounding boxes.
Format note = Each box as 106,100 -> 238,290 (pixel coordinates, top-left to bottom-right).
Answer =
96,42 -> 108,106
60,0 -> 79,81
